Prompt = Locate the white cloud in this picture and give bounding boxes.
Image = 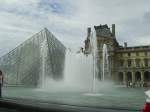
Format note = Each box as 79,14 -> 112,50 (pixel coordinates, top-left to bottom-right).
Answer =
0,0 -> 19,4
0,0 -> 150,56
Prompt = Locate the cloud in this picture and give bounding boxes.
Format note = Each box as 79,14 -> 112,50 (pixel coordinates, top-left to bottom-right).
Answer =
0,0 -> 150,56
143,11 -> 150,23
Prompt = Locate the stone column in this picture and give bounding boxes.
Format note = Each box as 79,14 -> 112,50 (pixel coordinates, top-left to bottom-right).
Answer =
141,58 -> 145,67
123,72 -> 126,85
133,59 -> 136,67
132,71 -> 135,83
141,71 -> 144,82
141,71 -> 144,87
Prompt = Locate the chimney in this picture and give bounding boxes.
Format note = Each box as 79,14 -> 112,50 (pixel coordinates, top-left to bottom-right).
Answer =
112,24 -> 115,37
124,42 -> 127,48
87,27 -> 91,37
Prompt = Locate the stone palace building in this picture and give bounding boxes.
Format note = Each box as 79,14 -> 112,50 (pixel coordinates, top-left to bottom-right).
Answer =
84,24 -> 150,86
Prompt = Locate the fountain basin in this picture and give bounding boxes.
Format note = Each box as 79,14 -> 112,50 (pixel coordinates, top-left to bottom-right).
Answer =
83,93 -> 104,96
2,86 -> 146,110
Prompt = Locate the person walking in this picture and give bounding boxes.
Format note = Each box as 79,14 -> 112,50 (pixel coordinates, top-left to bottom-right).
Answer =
0,70 -> 3,98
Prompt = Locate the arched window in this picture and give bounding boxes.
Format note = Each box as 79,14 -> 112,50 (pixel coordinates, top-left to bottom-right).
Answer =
127,72 -> 132,81
118,72 -> 123,82
144,58 -> 148,67
144,71 -> 150,81
135,71 -> 141,82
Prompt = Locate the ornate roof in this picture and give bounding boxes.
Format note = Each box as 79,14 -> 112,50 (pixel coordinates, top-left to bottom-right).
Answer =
94,24 -> 112,37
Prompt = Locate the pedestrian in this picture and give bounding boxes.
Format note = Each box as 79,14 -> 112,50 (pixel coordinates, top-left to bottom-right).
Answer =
127,81 -> 130,88
0,70 -> 3,98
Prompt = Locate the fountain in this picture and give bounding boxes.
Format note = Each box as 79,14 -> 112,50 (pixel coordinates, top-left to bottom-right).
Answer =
90,29 -> 98,93
102,44 -> 109,81
39,27 -> 111,95
82,29 -> 107,96
82,28 -> 113,95
38,48 -> 93,92
40,39 -> 48,88
64,49 -> 93,91
63,29 -> 99,93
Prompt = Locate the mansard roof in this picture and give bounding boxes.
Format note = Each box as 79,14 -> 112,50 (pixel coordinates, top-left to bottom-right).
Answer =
118,45 -> 150,52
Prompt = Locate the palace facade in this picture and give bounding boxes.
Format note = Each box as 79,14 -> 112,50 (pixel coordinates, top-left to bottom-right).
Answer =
84,24 -> 150,86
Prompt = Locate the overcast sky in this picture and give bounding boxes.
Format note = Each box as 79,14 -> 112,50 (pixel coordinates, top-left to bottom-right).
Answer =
0,0 -> 150,56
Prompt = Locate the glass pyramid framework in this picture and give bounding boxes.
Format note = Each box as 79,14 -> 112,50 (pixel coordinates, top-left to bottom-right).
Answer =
0,28 -> 66,86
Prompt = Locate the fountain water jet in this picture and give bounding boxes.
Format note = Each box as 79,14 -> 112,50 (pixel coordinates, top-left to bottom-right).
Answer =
102,44 -> 109,81
83,29 -> 105,96
40,39 -> 48,88
64,49 -> 93,92
90,30 -> 99,93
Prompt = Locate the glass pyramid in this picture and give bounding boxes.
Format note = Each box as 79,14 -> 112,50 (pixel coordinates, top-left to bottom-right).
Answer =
0,28 -> 66,86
